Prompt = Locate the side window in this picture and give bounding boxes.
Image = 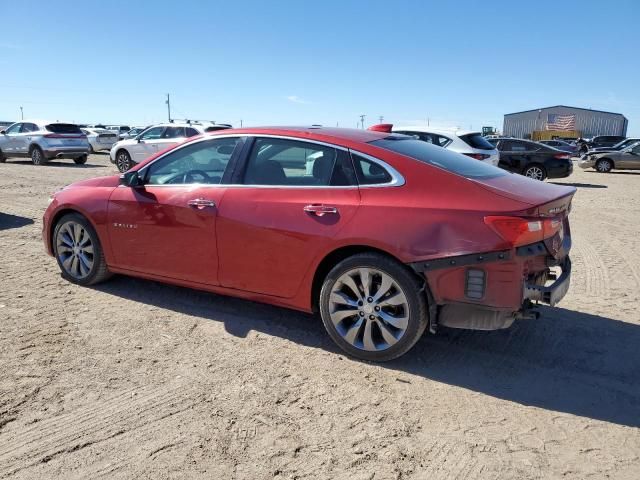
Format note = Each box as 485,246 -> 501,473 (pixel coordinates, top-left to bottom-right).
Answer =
5,123 -> 22,134
145,137 -> 240,185
503,140 -> 528,152
186,127 -> 200,137
436,135 -> 452,147
162,126 -> 185,139
139,126 -> 164,141
351,153 -> 392,185
20,123 -> 37,133
242,138 -> 355,186
631,144 -> 640,154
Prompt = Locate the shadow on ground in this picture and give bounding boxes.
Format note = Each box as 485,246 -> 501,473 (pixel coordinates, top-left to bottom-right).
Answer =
0,212 -> 34,231
93,276 -> 640,428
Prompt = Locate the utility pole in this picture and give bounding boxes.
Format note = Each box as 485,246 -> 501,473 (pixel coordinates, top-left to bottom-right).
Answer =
359,114 -> 366,129
20,106 -> 23,120
165,94 -> 171,122
240,119 -> 243,128
379,116 -> 384,124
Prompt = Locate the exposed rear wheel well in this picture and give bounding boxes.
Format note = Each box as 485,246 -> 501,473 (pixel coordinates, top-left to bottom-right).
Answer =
310,245 -> 425,313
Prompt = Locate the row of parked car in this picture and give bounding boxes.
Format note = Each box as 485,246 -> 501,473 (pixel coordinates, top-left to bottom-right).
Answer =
1,119 -> 639,178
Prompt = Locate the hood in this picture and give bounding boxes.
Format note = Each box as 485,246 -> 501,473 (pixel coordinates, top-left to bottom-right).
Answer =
469,172 -> 576,208
67,175 -> 120,188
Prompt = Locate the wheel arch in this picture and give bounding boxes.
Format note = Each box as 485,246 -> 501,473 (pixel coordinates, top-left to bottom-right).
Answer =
309,244 -> 430,314
597,157 -> 615,169
48,207 -> 100,255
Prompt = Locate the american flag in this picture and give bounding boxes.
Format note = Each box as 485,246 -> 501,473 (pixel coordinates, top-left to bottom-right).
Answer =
546,114 -> 576,131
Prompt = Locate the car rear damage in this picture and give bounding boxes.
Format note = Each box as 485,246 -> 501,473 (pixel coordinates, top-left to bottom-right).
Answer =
410,191 -> 574,332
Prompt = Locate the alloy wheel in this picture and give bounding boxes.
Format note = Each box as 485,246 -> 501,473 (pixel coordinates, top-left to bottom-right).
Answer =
525,166 -> 544,180
596,160 -> 611,173
116,152 -> 131,172
56,221 -> 94,279
32,148 -> 43,165
328,268 -> 409,352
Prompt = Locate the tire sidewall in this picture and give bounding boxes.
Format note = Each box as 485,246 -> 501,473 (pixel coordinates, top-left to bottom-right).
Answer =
524,164 -> 547,181
319,254 -> 427,362
74,155 -> 88,165
116,150 -> 131,172
53,213 -> 104,286
31,146 -> 46,165
596,159 -> 612,173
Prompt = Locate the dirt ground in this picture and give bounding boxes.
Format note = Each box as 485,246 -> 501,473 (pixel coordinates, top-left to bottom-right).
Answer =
0,153 -> 639,479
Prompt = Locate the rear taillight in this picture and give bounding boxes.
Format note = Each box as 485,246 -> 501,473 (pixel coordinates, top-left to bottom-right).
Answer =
553,153 -> 570,160
367,124 -> 393,133
463,153 -> 490,161
484,216 -> 562,248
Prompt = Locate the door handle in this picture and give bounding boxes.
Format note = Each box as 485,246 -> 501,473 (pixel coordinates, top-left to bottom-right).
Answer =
303,204 -> 338,216
188,198 -> 216,209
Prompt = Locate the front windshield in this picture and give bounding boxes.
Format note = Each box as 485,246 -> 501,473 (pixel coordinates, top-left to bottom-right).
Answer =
370,136 -> 506,179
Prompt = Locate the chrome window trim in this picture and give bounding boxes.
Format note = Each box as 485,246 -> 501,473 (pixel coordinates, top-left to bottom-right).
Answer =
127,133 -> 405,189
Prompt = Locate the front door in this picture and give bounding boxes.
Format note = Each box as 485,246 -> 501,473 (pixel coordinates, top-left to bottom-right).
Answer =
15,122 -> 37,155
1,123 -> 22,154
617,144 -> 640,169
107,135 -> 242,285
129,126 -> 165,163
217,136 -> 361,298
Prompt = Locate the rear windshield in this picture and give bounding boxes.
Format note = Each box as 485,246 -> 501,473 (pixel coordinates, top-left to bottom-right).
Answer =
459,133 -> 495,150
370,136 -> 506,179
46,123 -> 82,134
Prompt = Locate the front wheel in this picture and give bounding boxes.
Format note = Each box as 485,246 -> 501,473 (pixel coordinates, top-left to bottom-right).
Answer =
74,155 -> 88,165
319,253 -> 428,362
523,164 -> 547,181
595,158 -> 612,173
53,213 -> 111,286
115,150 -> 132,172
0,149 -> 6,163
31,146 -> 47,165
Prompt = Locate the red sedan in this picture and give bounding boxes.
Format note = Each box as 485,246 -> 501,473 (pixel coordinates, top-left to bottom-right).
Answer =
43,127 -> 575,361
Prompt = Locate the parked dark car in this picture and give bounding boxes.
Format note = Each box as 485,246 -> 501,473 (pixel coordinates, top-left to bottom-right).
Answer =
585,137 -> 640,155
539,140 -> 577,155
576,135 -> 626,154
487,138 -> 573,181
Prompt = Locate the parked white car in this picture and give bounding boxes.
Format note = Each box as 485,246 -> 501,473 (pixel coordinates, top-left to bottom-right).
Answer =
109,122 -> 230,172
81,128 -> 119,153
392,126 -> 500,166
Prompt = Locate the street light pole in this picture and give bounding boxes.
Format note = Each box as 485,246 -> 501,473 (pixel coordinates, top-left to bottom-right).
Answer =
20,106 -> 23,120
359,114 -> 366,129
166,94 -> 171,122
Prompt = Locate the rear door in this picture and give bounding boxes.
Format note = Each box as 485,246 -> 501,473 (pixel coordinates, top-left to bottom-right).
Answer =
216,136 -> 360,298
498,139 -> 532,172
152,126 -> 187,154
617,144 -> 640,169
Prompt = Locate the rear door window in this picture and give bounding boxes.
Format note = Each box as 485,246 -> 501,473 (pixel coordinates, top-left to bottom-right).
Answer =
370,136 -> 505,179
162,126 -> 185,138
242,138 -> 355,186
351,154 -> 392,185
459,133 -> 495,150
186,127 -> 200,137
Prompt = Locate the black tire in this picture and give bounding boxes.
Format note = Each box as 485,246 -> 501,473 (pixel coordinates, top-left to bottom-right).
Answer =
115,149 -> 132,172
0,149 -> 5,163
88,143 -> 95,154
523,163 -> 547,181
52,213 -> 111,286
595,158 -> 613,173
30,145 -> 47,165
74,155 -> 88,165
319,253 -> 428,362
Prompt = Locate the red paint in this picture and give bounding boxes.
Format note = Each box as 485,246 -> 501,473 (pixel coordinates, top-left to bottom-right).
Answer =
43,127 -> 575,315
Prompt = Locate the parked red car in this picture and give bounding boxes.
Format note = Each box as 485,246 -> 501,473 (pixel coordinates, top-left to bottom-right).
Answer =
43,127 -> 575,361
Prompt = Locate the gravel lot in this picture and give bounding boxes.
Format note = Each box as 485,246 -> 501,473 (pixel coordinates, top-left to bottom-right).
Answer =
1,153 -> 639,479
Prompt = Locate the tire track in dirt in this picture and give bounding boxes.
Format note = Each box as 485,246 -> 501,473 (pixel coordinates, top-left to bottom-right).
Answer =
0,382 -> 201,478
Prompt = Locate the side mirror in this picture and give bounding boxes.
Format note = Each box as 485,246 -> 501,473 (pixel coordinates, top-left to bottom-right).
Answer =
119,170 -> 142,187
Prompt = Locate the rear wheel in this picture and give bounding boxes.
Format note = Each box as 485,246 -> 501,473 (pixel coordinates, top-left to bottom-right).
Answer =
319,253 -> 428,362
523,164 -> 547,181
74,155 -> 88,165
595,158 -> 613,173
0,149 -> 5,163
116,149 -> 132,172
53,213 -> 111,286
30,146 -> 47,165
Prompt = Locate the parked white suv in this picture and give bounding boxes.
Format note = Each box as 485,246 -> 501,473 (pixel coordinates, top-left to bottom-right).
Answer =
110,122 -> 230,172
392,126 -> 500,166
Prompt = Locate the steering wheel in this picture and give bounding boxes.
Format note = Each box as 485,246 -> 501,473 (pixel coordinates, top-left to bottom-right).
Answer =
165,169 -> 212,184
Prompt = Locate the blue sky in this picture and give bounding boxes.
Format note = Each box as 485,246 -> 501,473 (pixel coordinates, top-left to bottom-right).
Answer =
1,0 -> 639,135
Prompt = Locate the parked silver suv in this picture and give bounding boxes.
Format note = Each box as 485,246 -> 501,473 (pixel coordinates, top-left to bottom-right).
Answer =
0,120 -> 90,165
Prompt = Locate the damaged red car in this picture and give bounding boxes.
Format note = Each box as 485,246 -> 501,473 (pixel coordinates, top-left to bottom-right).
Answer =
43,126 -> 575,361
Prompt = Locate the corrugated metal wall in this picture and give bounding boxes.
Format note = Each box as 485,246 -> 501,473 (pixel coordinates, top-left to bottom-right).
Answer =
503,106 -> 627,138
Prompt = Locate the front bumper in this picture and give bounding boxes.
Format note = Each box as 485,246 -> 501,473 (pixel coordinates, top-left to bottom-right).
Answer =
578,157 -> 596,169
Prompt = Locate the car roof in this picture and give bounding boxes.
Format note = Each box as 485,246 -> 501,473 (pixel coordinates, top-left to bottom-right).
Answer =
207,126 -> 390,144
392,126 -> 479,137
